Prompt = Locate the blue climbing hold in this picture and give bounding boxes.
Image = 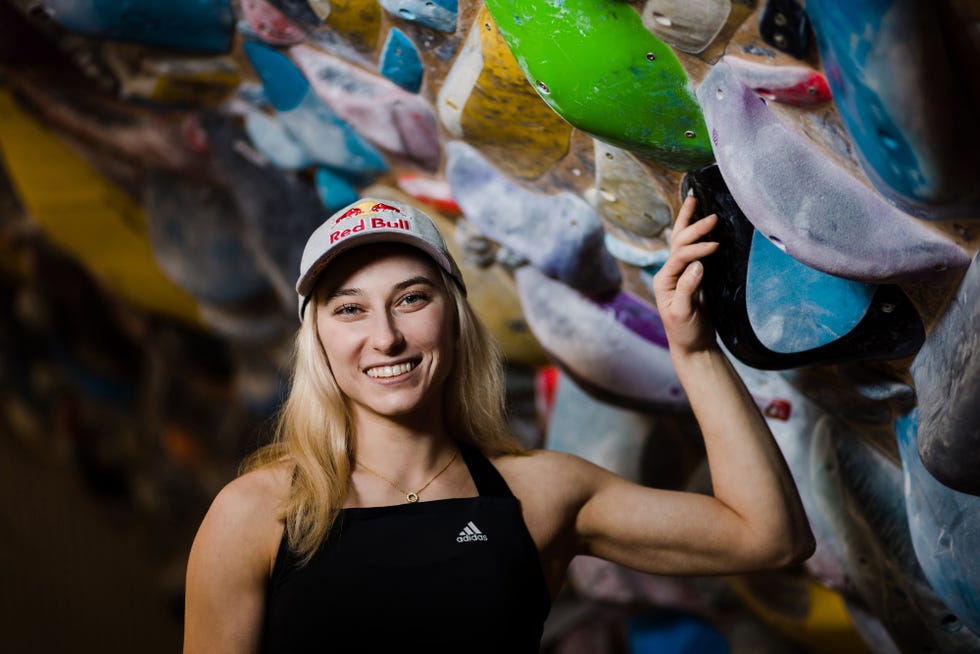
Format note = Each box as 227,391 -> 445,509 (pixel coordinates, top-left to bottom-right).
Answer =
314,167 -> 359,212
629,612 -> 729,654
380,28 -> 424,93
806,0 -> 980,214
41,0 -> 235,53
747,230 -> 875,353
243,41 -> 388,175
896,410 -> 980,637
378,0 -> 458,34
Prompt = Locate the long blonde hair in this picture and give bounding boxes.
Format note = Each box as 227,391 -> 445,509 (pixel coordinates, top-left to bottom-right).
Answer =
241,267 -> 524,564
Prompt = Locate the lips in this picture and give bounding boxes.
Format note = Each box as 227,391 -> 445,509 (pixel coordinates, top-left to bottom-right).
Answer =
364,359 -> 420,379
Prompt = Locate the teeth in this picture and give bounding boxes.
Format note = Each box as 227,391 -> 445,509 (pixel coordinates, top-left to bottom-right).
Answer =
366,361 -> 417,378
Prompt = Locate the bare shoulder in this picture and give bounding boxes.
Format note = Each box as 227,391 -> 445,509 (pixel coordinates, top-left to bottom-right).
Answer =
184,462 -> 294,652
209,463 -> 292,529
191,462 -> 293,575
490,449 -> 609,512
493,448 -> 608,478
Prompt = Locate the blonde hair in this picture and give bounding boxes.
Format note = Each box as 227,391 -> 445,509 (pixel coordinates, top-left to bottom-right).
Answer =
242,267 -> 524,564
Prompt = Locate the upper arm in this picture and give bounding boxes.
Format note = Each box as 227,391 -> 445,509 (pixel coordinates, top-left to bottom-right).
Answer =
549,455 -> 794,576
183,470 -> 287,654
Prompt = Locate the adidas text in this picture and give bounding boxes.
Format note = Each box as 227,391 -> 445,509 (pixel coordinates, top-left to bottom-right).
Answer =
457,520 -> 488,543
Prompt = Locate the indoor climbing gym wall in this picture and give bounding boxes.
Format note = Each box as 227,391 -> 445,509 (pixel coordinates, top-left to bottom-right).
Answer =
0,0 -> 977,652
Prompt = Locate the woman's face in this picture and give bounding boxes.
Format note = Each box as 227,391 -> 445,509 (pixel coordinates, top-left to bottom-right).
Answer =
313,244 -> 456,427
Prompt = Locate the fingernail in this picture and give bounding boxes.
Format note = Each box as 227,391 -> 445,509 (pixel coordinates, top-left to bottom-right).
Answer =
691,261 -> 703,277
686,188 -> 694,197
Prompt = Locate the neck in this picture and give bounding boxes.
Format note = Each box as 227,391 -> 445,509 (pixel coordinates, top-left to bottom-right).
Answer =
352,408 -> 456,472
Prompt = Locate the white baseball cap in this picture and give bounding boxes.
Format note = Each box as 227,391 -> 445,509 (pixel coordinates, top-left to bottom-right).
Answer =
296,198 -> 466,318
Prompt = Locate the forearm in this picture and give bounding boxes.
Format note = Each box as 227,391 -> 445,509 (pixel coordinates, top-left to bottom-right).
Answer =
672,345 -> 814,566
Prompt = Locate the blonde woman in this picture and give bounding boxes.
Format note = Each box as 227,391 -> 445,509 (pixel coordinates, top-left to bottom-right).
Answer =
184,197 -> 814,653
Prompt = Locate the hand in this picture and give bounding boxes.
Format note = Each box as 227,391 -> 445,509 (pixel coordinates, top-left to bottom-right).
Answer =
652,194 -> 720,356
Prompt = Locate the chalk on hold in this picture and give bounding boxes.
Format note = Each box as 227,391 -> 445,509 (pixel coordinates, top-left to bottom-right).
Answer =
696,59 -> 968,284
685,165 -> 925,370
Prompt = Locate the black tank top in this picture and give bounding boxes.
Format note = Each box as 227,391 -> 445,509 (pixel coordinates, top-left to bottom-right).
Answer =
262,443 -> 551,652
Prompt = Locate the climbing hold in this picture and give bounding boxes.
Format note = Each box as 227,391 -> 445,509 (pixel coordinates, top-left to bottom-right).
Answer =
239,0 -> 306,45
759,0 -> 810,59
515,265 -> 686,410
446,141 -> 620,296
243,41 -> 388,175
290,43 -> 440,170
910,253 -> 980,495
380,28 -> 424,93
685,165 -> 925,370
696,60 -> 968,283
484,0 -> 713,170
724,54 -> 831,106
437,6 -> 572,179
378,0 -> 458,33
807,0 -> 980,215
640,0 -> 732,54
40,0 -> 235,53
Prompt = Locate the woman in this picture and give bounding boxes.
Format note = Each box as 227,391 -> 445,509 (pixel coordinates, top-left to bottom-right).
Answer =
184,197 -> 814,652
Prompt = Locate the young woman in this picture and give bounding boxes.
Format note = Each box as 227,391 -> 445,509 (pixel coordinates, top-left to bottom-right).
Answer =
184,197 -> 814,653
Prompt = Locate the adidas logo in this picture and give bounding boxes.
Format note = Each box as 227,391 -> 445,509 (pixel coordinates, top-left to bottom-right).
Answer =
456,520 -> 488,543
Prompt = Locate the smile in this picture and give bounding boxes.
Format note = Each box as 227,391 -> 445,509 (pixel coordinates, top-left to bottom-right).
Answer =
365,360 -> 419,379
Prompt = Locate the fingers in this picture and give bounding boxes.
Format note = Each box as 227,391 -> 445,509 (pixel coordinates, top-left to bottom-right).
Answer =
675,260 -> 704,297
654,196 -> 720,299
671,212 -> 718,252
673,193 -> 698,233
666,261 -> 703,318
654,241 -> 719,290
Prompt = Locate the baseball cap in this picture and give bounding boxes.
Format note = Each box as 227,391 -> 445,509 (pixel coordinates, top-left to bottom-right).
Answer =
296,198 -> 466,318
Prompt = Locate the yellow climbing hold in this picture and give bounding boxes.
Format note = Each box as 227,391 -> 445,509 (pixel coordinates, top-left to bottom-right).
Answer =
325,0 -> 381,52
438,6 -> 571,180
0,88 -> 201,325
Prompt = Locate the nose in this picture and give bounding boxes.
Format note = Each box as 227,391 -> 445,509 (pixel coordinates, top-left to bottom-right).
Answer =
369,312 -> 405,354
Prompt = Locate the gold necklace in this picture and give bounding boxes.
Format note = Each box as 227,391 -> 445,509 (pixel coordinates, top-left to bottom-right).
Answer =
356,448 -> 459,503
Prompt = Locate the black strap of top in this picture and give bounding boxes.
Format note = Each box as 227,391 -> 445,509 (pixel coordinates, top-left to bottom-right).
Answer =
459,442 -> 514,498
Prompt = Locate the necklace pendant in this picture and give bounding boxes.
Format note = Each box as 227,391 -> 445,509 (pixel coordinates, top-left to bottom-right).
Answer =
405,492 -> 419,503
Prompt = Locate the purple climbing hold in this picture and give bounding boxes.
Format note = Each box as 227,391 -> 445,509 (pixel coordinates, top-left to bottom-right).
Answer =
514,265 -> 686,411
290,43 -> 441,171
446,141 -> 620,296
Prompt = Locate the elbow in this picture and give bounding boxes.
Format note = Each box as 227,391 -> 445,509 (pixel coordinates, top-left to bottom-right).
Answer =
778,533 -> 816,568
766,526 -> 816,569
742,521 -> 815,571
793,529 -> 817,564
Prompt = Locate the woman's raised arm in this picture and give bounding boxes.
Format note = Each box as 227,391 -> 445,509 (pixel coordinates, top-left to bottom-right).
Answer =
569,194 -> 814,575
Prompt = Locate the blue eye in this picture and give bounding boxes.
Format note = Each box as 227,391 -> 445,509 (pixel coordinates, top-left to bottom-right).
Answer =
334,304 -> 362,316
401,291 -> 430,306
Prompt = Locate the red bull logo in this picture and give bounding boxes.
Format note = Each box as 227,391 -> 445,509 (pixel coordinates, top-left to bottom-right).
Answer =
336,206 -> 363,223
329,217 -> 411,244
336,202 -> 403,224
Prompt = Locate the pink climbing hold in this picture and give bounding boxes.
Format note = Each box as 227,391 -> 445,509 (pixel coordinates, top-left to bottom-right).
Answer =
290,43 -> 442,171
240,0 -> 306,45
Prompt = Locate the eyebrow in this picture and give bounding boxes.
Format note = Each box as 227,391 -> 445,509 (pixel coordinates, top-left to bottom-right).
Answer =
325,275 -> 436,302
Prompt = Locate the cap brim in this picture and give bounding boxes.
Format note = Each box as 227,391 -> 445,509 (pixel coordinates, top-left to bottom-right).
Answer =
296,230 -> 460,318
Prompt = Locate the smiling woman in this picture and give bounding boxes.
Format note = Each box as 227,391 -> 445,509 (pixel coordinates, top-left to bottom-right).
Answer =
313,246 -> 457,426
182,197 -> 814,653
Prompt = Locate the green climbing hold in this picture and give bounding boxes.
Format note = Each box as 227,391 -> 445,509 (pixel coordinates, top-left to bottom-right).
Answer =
483,0 -> 713,170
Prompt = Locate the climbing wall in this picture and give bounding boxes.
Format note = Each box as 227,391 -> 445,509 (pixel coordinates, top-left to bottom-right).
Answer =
0,0 -> 977,651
